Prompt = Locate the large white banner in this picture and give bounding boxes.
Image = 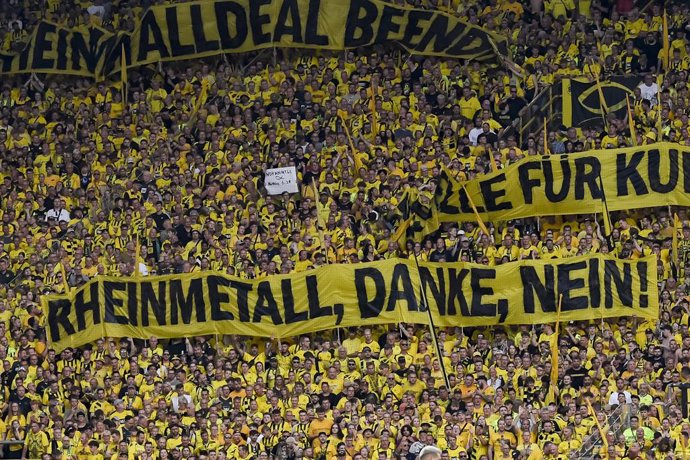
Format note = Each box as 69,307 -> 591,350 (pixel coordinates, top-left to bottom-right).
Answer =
265,167 -> 299,195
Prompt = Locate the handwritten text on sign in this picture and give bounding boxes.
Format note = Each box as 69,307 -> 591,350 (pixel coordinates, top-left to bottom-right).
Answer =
265,167 -> 299,195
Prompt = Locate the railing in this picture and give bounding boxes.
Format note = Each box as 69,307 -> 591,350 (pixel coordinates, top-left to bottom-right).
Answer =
640,0 -> 657,13
501,71 -> 653,148
499,83 -> 563,147
576,403 -> 634,459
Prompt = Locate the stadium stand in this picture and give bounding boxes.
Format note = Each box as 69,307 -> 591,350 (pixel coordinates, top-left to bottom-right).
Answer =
0,0 -> 689,459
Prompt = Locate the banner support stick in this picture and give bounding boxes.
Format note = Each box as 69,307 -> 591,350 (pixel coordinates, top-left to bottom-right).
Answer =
598,173 -> 613,237
413,251 -> 450,391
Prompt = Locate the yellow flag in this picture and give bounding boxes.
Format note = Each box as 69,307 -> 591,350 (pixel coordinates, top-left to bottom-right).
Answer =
488,35 -> 525,79
134,233 -> 141,279
121,43 -> 127,105
392,217 -> 412,248
663,10 -> 670,72
586,398 -> 609,449
673,213 -> 679,264
549,294 -> 563,403
626,94 -> 637,146
185,79 -> 209,129
340,116 -> 364,177
59,261 -> 70,294
369,82 -> 378,139
602,212 -> 612,237
312,181 -> 330,263
488,150 -> 498,172
195,80 -> 209,113
462,185 -> 490,237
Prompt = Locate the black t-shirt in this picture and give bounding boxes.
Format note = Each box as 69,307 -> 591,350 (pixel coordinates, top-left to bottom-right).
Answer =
429,249 -> 449,262
425,91 -> 439,107
637,39 -> 661,71
479,131 -> 499,146
506,96 -> 527,119
9,394 -> 31,414
0,269 -> 15,285
432,105 -> 452,117
302,171 -> 319,188
496,103 -> 513,126
150,211 -> 170,230
176,225 -> 193,246
566,366 -> 587,389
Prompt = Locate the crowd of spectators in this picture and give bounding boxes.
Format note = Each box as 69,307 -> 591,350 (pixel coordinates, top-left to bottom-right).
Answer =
0,0 -> 689,459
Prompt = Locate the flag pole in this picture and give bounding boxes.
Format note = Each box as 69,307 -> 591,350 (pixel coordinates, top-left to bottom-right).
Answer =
369,81 -> 378,140
656,74 -> 664,139
598,173 -> 613,237
121,43 -> 128,106
662,9 -> 670,72
488,149 -> 499,172
134,232 -> 141,279
626,94 -> 637,146
549,293 -> 563,404
593,68 -> 609,129
672,209 -> 679,265
462,184 -> 490,237
412,251 -> 450,392
586,398 -> 609,450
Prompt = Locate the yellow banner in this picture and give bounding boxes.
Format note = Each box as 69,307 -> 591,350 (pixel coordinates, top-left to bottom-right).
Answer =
0,0 -> 507,79
44,254 -> 658,352
438,142 -> 690,223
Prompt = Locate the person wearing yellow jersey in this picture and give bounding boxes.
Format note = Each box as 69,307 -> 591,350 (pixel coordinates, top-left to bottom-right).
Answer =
4,419 -> 25,458
23,420 -> 50,459
541,239 -> 561,259
402,371 -> 426,398
146,79 -> 167,113
517,430 -> 542,459
501,0 -> 524,18
557,426 -> 581,455
458,87 -> 482,121
518,235 -> 538,260
497,236 -> 519,263
445,438 -> 467,460
601,125 -> 620,149
489,419 -> 517,456
493,441 -> 516,460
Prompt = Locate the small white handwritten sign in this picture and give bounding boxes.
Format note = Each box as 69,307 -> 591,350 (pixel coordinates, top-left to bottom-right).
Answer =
264,167 -> 299,195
